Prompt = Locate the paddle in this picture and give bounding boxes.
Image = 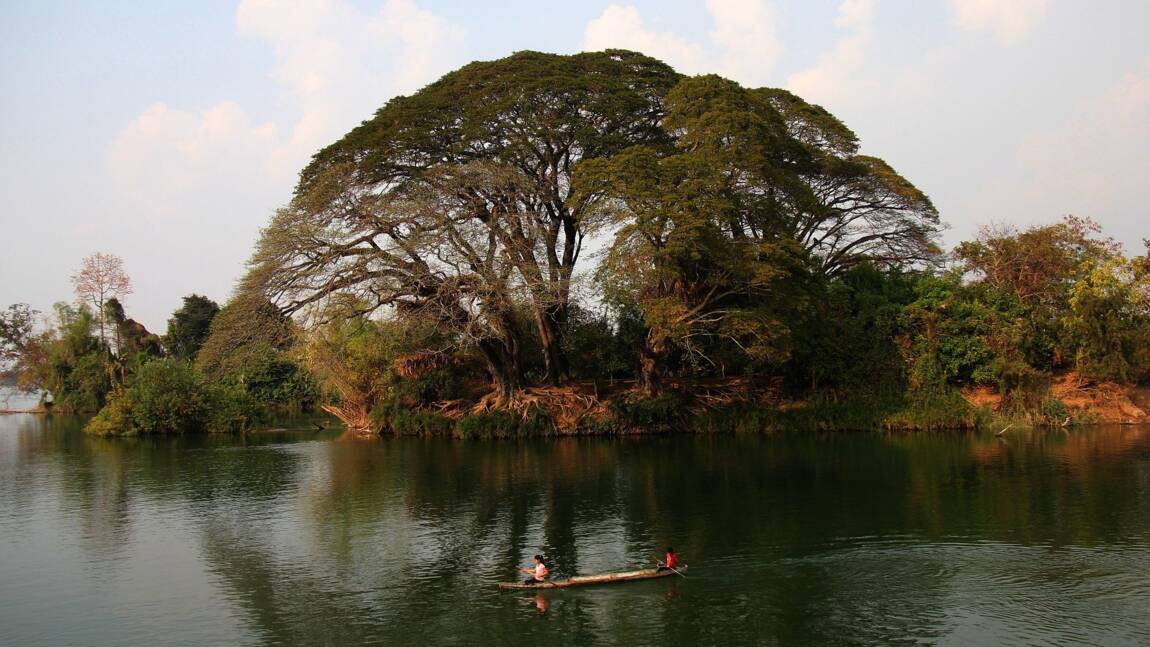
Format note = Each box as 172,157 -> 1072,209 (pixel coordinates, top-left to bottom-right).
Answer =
657,560 -> 687,579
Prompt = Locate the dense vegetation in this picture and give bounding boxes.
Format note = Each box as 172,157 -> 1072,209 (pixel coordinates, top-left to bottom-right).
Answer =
1,284 -> 315,434
2,50 -> 1147,435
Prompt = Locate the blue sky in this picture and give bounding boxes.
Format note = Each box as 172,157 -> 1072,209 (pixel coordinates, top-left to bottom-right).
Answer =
2,0 -> 1148,331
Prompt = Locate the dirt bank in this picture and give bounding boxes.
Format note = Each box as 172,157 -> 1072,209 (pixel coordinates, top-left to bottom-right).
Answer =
962,372 -> 1148,425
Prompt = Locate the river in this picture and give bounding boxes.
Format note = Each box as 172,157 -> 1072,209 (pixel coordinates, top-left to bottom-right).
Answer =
1,413 -> 1149,645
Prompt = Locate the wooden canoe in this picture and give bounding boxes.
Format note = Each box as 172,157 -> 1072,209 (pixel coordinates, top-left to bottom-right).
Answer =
498,566 -> 686,590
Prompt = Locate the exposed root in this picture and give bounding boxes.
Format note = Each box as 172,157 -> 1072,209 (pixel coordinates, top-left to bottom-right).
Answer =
321,403 -> 376,438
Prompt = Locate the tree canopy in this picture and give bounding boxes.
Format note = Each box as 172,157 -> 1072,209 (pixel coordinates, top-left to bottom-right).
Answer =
166,294 -> 221,360
241,50 -> 945,401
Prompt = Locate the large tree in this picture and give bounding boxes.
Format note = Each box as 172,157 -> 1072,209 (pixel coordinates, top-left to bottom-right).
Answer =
249,51 -> 941,400
293,49 -> 681,385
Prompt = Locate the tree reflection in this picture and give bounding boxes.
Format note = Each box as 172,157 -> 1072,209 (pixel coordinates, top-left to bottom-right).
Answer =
6,414 -> 1150,645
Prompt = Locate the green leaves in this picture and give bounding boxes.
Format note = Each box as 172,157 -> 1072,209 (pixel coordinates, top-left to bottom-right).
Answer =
0,303 -> 37,368
574,79 -> 808,388
165,294 -> 220,360
84,359 -> 256,436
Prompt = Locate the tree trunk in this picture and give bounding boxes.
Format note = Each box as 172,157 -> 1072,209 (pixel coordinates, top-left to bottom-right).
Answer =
478,337 -> 522,405
639,334 -> 667,395
536,305 -> 570,387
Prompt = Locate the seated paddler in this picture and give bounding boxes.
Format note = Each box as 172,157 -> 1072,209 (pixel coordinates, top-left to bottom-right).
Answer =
519,554 -> 549,585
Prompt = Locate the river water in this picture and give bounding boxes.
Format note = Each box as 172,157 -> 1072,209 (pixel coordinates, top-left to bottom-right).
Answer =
1,414 -> 1149,646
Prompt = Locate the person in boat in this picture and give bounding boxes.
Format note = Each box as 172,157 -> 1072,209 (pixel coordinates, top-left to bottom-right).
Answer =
657,546 -> 679,572
519,554 -> 549,585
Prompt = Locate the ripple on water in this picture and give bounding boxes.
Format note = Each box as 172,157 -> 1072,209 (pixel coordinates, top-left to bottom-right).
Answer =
770,538 -> 1150,645
5,421 -> 1150,646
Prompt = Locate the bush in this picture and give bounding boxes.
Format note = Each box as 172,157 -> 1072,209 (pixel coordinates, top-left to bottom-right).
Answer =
882,388 -> 979,431
453,410 -> 554,439
85,359 -> 256,436
388,368 -> 465,407
607,391 -> 694,432
236,351 -> 317,409
372,401 -> 453,436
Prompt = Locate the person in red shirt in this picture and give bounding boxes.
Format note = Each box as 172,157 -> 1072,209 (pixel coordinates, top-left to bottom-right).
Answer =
519,554 -> 550,585
658,546 -> 679,571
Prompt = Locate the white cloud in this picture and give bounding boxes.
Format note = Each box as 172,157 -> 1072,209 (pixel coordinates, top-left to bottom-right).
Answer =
235,0 -> 466,173
949,0 -> 1047,45
786,0 -> 875,106
102,0 -> 466,324
111,0 -> 466,211
583,5 -> 710,74
582,0 -> 781,86
108,101 -> 280,215
707,0 -> 783,86
835,0 -> 874,29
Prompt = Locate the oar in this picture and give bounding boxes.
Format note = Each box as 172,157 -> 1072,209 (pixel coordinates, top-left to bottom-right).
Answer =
657,560 -> 687,579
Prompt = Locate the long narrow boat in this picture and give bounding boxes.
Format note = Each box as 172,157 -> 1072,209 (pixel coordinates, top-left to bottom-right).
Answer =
498,566 -> 686,589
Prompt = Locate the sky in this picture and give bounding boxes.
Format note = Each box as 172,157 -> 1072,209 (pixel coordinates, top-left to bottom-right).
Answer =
1,0 -> 1148,332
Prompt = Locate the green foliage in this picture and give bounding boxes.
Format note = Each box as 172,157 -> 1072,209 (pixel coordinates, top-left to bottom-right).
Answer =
901,272 -> 1047,393
85,359 -> 256,436
237,346 -> 317,407
881,388 -> 979,431
372,402 -> 454,436
607,391 -> 694,432
562,305 -> 638,380
196,294 -> 315,408
1063,257 -> 1150,382
786,265 -> 914,393
166,294 -> 220,360
302,312 -> 454,430
1036,398 -> 1071,426
0,303 -> 37,369
15,303 -> 113,412
303,50 -> 681,190
452,410 -> 554,439
59,353 -> 112,413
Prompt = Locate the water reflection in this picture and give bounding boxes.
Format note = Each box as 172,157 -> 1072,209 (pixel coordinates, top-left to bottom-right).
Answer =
2,416 -> 1150,645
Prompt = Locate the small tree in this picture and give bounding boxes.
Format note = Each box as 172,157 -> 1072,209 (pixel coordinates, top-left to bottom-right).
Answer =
0,303 -> 37,370
300,310 -> 449,435
166,294 -> 220,360
71,252 -> 132,348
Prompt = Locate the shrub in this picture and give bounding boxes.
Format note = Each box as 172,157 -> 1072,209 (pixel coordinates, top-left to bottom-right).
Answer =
607,391 -> 694,432
453,410 -> 554,439
882,388 -> 978,431
85,359 -> 256,436
372,401 -> 453,436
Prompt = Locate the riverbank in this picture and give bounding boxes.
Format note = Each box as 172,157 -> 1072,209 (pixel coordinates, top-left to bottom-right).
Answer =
369,373 -> 1150,438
